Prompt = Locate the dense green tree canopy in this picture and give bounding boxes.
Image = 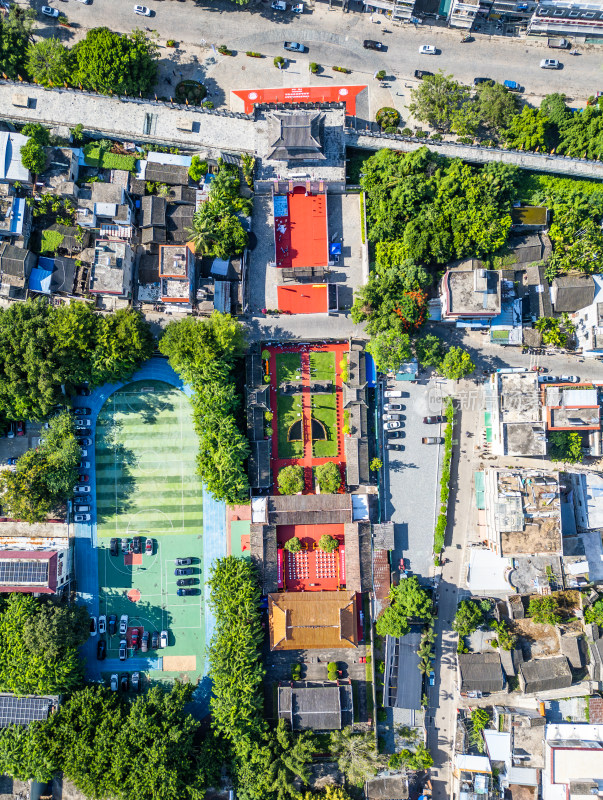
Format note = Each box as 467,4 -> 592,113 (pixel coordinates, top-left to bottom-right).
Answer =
549,431 -> 583,463
159,313 -> 249,503
277,465 -> 304,495
190,168 -> 250,259
0,9 -> 34,80
329,728 -> 382,787
92,308 -> 155,384
22,598 -> 89,661
409,72 -> 469,132
453,599 -> 484,638
315,461 -> 342,494
376,576 -> 433,637
72,28 -> 158,95
439,346 -> 475,380
27,37 -> 72,87
20,140 -> 47,174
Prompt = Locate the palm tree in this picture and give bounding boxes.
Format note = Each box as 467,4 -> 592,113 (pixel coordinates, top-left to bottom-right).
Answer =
329,727 -> 381,787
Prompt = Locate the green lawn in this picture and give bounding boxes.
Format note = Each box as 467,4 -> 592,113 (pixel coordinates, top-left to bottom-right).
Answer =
84,143 -> 137,172
309,351 -> 336,383
276,353 -> 302,385
276,393 -> 303,459
311,393 -> 338,458
40,229 -> 64,255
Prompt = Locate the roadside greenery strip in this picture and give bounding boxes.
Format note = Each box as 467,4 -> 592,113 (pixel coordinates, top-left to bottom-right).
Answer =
434,397 -> 454,557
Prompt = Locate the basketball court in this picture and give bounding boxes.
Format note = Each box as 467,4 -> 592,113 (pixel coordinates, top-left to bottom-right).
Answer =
94,380 -> 206,687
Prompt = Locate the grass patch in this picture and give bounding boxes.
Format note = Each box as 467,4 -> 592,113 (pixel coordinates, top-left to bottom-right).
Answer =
311,392 -> 338,458
276,352 -> 301,385
309,351 -> 335,382
276,393 -> 303,459
40,229 -> 64,255
83,143 -> 136,172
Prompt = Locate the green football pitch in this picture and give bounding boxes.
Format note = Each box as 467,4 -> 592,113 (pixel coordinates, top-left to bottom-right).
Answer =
95,380 -> 206,684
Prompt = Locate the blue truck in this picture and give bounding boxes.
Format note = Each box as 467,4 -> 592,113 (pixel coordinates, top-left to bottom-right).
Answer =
503,80 -> 522,92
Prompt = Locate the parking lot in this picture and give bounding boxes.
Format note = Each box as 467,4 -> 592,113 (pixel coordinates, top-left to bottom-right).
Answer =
380,378 -> 444,580
0,422 -> 44,467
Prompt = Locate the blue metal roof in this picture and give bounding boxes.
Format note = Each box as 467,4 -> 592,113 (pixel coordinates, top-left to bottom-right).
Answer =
28,267 -> 52,295
364,352 -> 377,387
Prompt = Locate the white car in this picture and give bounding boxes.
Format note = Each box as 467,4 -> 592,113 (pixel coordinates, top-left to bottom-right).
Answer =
419,44 -> 437,55
75,0 -> 91,3
133,4 -> 152,14
119,614 -> 128,635
74,513 -> 91,522
41,6 -> 60,16
539,375 -> 560,383
110,673 -> 118,691
79,461 -> 90,469
384,421 -> 401,430
89,616 -> 97,636
98,615 -> 106,635
160,629 -> 168,648
560,375 -> 580,383
384,390 -> 403,398
384,403 -> 402,412
75,484 -> 91,493
540,58 -> 560,69
271,1 -> 287,8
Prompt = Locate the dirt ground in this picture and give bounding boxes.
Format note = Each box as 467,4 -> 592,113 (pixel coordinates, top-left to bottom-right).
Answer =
511,618 -> 560,658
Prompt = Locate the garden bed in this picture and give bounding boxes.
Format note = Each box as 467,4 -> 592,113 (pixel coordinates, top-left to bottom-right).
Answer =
83,143 -> 137,172
276,393 -> 303,459
311,393 -> 338,458
175,80 -> 207,105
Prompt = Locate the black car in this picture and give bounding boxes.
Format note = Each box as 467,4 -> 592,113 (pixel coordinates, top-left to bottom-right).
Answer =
177,578 -> 197,587
74,407 -> 91,416
132,537 -> 141,555
363,39 -> 383,50
74,496 -> 88,504
97,639 -> 106,660
110,538 -> 118,556
414,69 -> 433,79
473,77 -> 494,86
151,631 -> 159,650
120,673 -> 129,692
108,614 -> 117,636
177,588 -> 198,596
386,428 -> 405,437
387,443 -> 404,451
175,557 -> 192,566
175,567 -> 194,576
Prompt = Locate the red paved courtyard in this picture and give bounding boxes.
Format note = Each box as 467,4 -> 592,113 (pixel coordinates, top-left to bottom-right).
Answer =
277,524 -> 345,591
275,187 -> 328,270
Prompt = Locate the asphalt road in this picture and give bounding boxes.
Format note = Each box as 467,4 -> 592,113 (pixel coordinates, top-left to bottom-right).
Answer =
26,0 -> 603,105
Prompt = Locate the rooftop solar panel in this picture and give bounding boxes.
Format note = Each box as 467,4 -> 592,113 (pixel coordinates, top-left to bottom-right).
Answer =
0,560 -> 49,585
0,695 -> 54,727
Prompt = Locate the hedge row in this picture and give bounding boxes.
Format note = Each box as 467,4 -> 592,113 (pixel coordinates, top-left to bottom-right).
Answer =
433,397 -> 454,556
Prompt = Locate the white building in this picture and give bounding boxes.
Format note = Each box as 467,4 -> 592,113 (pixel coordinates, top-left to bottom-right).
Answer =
543,723 -> 603,800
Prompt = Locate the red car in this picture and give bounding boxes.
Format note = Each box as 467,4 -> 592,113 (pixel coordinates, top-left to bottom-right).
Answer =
130,628 -> 139,649
15,421 -> 25,436
79,474 -> 89,482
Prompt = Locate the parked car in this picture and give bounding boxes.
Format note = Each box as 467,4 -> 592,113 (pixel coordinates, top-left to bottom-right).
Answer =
98,615 -> 106,634
419,44 -> 437,55
382,413 -> 401,421
145,537 -> 153,555
539,375 -> 560,383
292,2 -> 304,11
74,513 -> 90,522
363,39 -> 383,50
108,614 -> 117,636
133,4 -> 151,14
540,58 -> 560,69
119,639 -> 127,660
75,504 -> 90,513
77,437 -> 92,446
75,418 -> 91,428
119,614 -> 128,635
177,578 -> 197,587
15,421 -> 25,436
41,5 -> 59,16
141,631 -> 149,653
130,628 -> 139,649
271,0 -> 286,8
428,670 -> 435,686
177,587 -> 198,596
120,673 -> 129,692
74,408 -> 91,416
384,421 -> 401,430
503,79 -> 521,92
78,474 -> 90,483
79,461 -> 90,469
473,77 -> 494,86
414,69 -> 433,79
75,484 -> 91,493
160,630 -> 168,648
132,537 -> 141,554
7,457 -> 17,466
423,415 -> 445,424
97,639 -> 106,660
384,403 -> 402,412
77,385 -> 91,395
387,443 -> 405,451
6,424 -> 14,438
561,375 -> 580,383
89,616 -> 97,636
131,672 -> 140,692
176,557 -> 193,566
74,496 -> 89,504
151,631 -> 159,650
284,41 -> 307,52
384,389 -> 403,398
422,436 -> 444,444
110,673 -> 118,691
175,567 -> 194,576
110,538 -> 118,556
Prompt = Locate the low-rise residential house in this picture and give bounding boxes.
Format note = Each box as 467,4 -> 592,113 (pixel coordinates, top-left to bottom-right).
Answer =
383,628 -> 423,712
0,187 -> 27,239
541,384 -> 600,432
277,681 -> 353,730
158,243 -> 194,310
0,132 -> 30,184
569,275 -> 603,357
440,267 -> 502,324
487,372 -> 547,458
551,274 -> 596,314
543,723 -> 603,800
518,656 -> 572,695
0,243 -> 36,300
90,239 -> 134,299
458,652 -> 505,694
